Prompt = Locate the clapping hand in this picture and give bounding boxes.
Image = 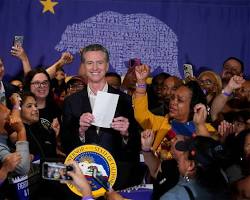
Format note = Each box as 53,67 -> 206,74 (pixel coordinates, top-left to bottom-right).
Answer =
218,120 -> 235,142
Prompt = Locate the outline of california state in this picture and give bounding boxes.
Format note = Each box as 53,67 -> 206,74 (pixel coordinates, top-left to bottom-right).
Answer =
55,11 -> 180,77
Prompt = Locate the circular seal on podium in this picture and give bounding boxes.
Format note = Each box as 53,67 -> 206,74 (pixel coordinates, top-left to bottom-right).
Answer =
65,145 -> 117,198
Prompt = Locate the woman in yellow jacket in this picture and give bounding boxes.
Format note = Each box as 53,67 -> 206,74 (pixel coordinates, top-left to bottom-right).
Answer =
133,65 -> 215,155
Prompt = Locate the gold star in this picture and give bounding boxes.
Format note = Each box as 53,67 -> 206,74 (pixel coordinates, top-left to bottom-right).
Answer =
40,0 -> 58,14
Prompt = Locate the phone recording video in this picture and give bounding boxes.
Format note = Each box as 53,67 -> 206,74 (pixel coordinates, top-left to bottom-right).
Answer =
183,64 -> 194,79
13,35 -> 24,47
42,162 -> 73,181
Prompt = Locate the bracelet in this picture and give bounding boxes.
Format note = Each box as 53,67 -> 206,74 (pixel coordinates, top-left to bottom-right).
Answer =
81,195 -> 94,200
221,89 -> 232,97
136,83 -> 147,89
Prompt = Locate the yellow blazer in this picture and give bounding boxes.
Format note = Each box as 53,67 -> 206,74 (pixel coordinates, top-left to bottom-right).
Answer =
133,94 -> 216,151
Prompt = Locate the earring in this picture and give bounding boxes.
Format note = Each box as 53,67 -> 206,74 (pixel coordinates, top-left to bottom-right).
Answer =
184,172 -> 190,182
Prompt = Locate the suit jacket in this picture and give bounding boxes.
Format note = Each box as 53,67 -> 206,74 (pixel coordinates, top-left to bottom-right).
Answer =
61,86 -> 140,162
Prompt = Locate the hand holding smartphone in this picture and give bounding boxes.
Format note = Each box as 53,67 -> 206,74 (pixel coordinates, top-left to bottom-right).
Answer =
92,168 -> 111,191
13,36 -> 24,47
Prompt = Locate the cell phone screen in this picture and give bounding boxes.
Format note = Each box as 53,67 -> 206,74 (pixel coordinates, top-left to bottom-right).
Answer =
42,162 -> 71,181
183,64 -> 193,79
13,36 -> 24,47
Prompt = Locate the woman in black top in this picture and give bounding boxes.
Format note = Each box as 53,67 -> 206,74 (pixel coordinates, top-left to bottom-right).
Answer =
24,68 -> 61,127
20,92 -> 57,160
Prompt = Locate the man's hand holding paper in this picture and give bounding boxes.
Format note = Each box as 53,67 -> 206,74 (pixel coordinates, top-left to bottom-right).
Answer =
111,117 -> 129,136
79,112 -> 94,136
79,92 -> 131,138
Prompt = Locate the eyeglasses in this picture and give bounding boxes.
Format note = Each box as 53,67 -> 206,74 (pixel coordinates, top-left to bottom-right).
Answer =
69,83 -> 85,91
31,80 -> 49,88
198,79 -> 213,86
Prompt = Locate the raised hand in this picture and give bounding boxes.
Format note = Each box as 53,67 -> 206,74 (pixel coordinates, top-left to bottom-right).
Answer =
193,103 -> 207,126
135,64 -> 150,83
141,129 -> 155,151
9,109 -> 24,133
10,46 -> 28,61
218,120 -> 235,142
9,93 -> 22,107
59,52 -> 73,65
225,75 -> 245,92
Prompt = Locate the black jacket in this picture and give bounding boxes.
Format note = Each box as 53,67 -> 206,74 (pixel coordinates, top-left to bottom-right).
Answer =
61,86 -> 140,161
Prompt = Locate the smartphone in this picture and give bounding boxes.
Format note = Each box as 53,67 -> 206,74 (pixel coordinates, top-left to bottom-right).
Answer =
92,168 -> 110,191
13,35 -> 24,47
183,64 -> 193,79
42,162 -> 73,181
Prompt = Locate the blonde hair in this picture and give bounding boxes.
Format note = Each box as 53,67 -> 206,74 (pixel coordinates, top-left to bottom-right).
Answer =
198,71 -> 222,95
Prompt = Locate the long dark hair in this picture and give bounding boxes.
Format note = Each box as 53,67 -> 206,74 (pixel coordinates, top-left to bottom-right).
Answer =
184,80 -> 207,121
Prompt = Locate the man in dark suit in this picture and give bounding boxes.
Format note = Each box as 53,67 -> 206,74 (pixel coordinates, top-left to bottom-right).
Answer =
61,44 -> 142,190
0,58 -> 19,109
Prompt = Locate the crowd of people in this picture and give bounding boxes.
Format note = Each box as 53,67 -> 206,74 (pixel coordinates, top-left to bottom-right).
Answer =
0,43 -> 249,200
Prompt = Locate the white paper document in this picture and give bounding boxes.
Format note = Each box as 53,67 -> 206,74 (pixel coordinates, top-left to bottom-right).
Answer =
92,91 -> 119,128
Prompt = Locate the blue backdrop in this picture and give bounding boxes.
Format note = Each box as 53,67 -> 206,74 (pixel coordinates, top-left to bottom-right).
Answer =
0,0 -> 249,80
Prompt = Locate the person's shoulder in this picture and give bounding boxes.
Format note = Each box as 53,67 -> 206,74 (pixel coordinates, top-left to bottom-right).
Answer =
64,89 -> 87,103
108,86 -> 131,99
160,184 -> 185,200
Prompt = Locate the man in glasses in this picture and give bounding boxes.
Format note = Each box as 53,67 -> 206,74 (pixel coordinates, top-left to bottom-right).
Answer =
221,57 -> 244,87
